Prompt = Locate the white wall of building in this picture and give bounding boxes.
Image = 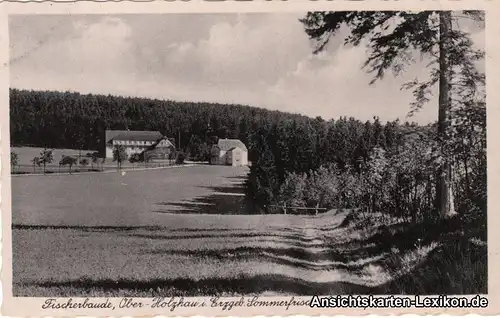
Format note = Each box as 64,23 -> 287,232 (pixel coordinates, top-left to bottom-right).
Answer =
211,144 -> 248,166
241,149 -> 248,166
106,139 -> 156,158
225,147 -> 248,166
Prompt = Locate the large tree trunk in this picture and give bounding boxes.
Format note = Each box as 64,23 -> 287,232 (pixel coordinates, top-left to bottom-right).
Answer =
436,11 -> 457,219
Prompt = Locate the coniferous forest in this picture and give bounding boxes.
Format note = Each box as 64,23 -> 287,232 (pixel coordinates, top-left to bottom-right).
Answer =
10,87 -> 486,230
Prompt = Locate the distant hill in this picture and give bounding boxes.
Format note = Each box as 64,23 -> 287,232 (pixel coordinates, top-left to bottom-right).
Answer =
9,88 -> 309,152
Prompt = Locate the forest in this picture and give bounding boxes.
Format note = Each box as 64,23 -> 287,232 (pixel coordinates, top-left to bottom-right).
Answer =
9,88 -> 306,159
10,88 -> 486,228
246,113 -> 485,225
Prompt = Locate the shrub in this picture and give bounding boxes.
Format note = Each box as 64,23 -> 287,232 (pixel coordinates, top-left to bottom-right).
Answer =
176,152 -> 186,165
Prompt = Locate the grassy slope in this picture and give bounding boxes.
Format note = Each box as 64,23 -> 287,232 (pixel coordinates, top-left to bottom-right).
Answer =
11,165 -> 487,296
12,165 -> 250,227
13,210 -> 487,296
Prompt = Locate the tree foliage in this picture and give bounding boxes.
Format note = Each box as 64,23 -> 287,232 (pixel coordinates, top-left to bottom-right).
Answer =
87,151 -> 100,169
176,152 -> 186,165
129,153 -> 142,165
60,155 -> 78,174
79,158 -> 89,168
112,145 -> 128,169
39,148 -> 53,174
10,152 -> 18,170
248,112 -> 484,231
300,10 -> 485,219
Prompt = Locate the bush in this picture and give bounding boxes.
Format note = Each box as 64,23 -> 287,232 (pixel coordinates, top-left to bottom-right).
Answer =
176,152 -> 186,165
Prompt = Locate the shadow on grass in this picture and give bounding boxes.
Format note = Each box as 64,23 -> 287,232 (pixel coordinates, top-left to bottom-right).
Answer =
224,175 -> 249,181
374,240 -> 488,295
165,227 -> 331,236
197,184 -> 246,194
155,193 -> 255,215
22,274 -> 373,297
124,231 -> 329,243
154,174 -> 256,214
367,215 -> 487,250
168,227 -> 257,232
144,245 -> 345,262
139,246 -> 376,273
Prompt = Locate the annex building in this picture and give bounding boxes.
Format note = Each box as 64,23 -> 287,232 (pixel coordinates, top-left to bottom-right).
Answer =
210,138 -> 248,167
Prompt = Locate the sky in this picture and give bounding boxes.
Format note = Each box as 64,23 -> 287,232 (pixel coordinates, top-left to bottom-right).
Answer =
9,13 -> 485,124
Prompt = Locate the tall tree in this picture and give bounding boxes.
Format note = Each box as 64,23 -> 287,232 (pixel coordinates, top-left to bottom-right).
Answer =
39,148 -> 54,174
113,145 -> 128,170
32,156 -> 41,173
88,151 -> 100,170
300,10 -> 484,219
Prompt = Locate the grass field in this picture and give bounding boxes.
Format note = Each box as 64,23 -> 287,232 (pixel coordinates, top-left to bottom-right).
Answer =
11,146 -> 95,164
12,165 -> 250,226
11,164 -> 487,296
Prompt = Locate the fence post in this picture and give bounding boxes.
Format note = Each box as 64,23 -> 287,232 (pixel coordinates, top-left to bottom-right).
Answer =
283,204 -> 287,215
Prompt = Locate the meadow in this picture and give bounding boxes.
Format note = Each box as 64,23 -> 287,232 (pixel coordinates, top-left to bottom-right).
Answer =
11,164 -> 486,296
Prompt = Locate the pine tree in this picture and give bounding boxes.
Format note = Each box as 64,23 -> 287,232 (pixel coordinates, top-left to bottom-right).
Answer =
300,10 -> 485,219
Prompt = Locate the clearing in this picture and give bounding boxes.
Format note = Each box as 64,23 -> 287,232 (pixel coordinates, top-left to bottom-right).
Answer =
11,165 -> 486,296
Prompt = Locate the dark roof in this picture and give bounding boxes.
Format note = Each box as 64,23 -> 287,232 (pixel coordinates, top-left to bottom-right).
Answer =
105,130 -> 163,144
217,138 -> 248,152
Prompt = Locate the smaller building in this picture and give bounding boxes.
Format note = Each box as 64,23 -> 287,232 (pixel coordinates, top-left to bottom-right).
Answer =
210,138 -> 248,166
143,137 -> 176,161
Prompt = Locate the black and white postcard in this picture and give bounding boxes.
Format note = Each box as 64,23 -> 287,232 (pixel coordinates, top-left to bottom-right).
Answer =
1,1 -> 498,316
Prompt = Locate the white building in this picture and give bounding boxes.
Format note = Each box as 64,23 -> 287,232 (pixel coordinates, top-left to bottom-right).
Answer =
210,138 -> 248,166
104,130 -> 174,159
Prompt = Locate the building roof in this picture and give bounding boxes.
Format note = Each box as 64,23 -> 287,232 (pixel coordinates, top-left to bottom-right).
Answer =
217,138 -> 248,152
156,138 -> 176,148
105,130 -> 163,144
144,138 -> 175,151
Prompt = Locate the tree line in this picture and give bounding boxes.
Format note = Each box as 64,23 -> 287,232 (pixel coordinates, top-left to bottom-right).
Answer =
10,85 -> 485,226
245,115 -> 485,229
10,88 -> 306,158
